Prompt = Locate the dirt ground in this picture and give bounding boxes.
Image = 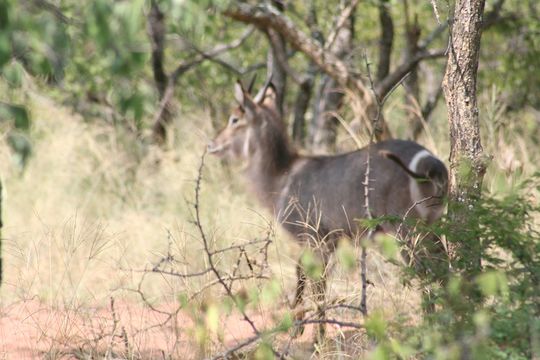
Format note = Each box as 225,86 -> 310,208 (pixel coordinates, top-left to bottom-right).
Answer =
0,298 -> 360,359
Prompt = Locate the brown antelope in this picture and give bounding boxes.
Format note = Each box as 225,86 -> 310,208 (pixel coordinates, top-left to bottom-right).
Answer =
208,80 -> 448,341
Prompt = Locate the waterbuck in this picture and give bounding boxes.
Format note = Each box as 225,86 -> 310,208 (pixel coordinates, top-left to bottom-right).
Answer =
207,80 -> 448,341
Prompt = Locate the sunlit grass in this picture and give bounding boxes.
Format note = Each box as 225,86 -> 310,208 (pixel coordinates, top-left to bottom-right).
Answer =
0,83 -> 538,357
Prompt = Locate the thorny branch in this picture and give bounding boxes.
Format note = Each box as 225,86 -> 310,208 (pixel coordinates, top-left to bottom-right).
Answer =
193,151 -> 283,358
125,152 -> 371,358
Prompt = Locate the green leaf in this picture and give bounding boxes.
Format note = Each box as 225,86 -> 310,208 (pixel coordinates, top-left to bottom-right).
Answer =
369,344 -> 390,360
0,32 -> 11,69
205,303 -> 219,334
365,311 -> 387,341
356,216 -> 386,230
376,233 -> 399,260
260,279 -> 282,305
336,239 -> 356,271
389,337 -> 415,358
476,271 -> 508,298
0,103 -> 30,130
194,323 -> 208,346
276,312 -> 293,332
178,292 -> 189,308
447,276 -> 462,298
7,131 -> 32,169
300,250 -> 324,280
254,342 -> 274,360
2,60 -> 24,87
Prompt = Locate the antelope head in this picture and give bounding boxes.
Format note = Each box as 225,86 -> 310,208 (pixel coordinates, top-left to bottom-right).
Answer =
207,79 -> 279,162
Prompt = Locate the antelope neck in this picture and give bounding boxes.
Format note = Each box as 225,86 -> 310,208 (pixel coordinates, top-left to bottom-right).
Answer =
243,126 -> 298,209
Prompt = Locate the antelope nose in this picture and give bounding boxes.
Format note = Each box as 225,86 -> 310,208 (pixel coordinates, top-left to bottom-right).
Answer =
207,141 -> 216,153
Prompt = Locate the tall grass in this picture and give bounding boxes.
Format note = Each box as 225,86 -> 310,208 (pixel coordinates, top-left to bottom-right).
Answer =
0,83 -> 538,357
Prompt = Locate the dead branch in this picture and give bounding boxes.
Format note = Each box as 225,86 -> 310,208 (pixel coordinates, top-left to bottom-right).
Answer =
211,335 -> 260,360
193,151 -> 282,357
224,2 -> 367,98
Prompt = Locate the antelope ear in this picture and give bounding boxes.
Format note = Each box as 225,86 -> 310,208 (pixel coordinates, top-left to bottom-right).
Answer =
234,80 -> 246,106
260,83 -> 277,109
234,80 -> 257,119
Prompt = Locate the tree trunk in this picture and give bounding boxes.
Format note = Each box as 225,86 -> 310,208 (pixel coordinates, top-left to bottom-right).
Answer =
291,3 -> 322,146
402,7 -> 422,140
148,0 -> 174,145
292,70 -> 315,145
310,0 -> 356,152
267,0 -> 287,116
442,0 -> 488,272
311,76 -> 343,152
376,0 -> 394,82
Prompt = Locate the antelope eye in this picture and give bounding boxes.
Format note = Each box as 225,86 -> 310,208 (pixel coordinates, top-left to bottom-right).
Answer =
230,117 -> 239,125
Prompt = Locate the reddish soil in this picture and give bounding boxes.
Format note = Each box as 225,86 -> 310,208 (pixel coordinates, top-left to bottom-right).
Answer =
0,299 -> 329,359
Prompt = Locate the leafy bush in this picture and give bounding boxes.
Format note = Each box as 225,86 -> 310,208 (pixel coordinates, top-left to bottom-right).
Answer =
371,174 -> 540,359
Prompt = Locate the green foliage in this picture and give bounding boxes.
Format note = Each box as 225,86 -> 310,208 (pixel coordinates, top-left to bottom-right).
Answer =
365,311 -> 387,341
336,239 -> 357,270
300,249 -> 324,280
0,102 -> 32,168
254,341 -> 274,360
382,174 -> 540,359
481,0 -> 540,109
374,233 -> 400,261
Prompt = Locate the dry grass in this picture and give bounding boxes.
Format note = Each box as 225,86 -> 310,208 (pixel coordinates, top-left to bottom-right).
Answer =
0,86 -> 538,358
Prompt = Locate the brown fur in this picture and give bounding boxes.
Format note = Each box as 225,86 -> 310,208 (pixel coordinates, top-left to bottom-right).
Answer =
208,82 -> 449,342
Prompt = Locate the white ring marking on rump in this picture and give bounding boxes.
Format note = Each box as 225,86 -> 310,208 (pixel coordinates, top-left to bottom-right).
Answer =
408,149 -> 433,219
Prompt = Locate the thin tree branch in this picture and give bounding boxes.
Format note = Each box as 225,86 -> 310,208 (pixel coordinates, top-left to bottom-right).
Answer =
420,0 -> 506,51
31,0 -> 74,24
324,0 -> 360,52
375,48 -> 446,101
266,29 -> 304,84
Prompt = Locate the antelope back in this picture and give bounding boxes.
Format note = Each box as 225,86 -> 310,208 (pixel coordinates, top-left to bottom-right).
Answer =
275,140 -> 448,244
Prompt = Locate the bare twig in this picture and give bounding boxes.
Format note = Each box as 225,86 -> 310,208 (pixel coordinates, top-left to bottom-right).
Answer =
194,152 -> 258,333
324,0 -> 361,52
375,48 -> 446,101
430,0 -> 442,24
210,335 -> 260,360
193,151 -> 283,358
